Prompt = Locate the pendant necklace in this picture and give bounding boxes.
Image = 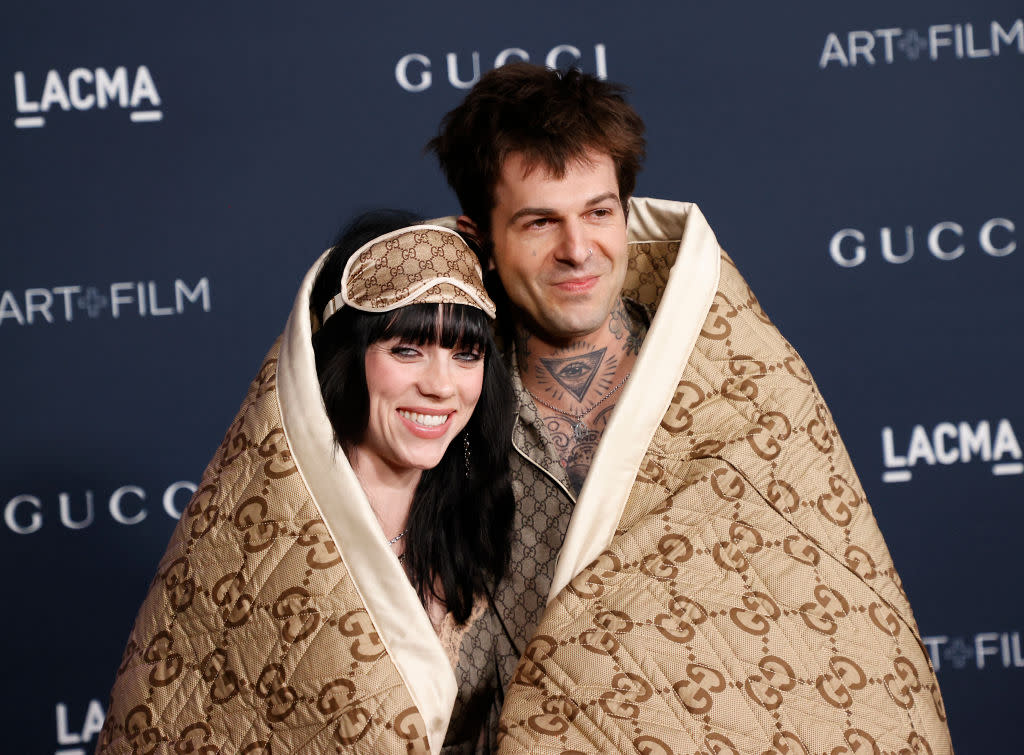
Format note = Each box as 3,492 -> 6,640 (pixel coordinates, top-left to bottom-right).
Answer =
526,372 -> 630,440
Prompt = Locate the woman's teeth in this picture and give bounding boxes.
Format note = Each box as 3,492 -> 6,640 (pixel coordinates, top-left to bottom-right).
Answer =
399,410 -> 448,427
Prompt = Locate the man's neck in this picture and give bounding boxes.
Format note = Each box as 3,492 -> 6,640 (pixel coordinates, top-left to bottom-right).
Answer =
516,297 -> 646,495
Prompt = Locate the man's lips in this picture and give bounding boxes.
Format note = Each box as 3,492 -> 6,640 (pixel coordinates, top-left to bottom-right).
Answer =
552,275 -> 599,293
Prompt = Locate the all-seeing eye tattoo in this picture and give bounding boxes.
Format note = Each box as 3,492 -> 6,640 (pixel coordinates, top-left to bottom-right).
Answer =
540,348 -> 606,401
534,341 -> 618,408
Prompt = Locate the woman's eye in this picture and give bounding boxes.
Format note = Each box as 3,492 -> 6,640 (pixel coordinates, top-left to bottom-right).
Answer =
390,345 -> 420,357
455,350 -> 483,363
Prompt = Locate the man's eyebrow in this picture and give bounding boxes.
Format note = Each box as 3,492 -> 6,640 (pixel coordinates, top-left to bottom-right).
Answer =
508,206 -> 555,224
507,193 -> 620,225
584,191 -> 619,207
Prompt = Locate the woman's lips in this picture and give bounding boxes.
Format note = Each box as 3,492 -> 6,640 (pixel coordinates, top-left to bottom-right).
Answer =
397,409 -> 453,439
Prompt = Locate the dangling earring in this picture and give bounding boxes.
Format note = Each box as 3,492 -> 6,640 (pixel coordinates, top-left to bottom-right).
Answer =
463,432 -> 471,479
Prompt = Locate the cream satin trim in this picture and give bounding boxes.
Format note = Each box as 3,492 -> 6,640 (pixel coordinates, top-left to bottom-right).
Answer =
547,199 -> 722,603
423,215 -> 459,231
278,249 -> 456,755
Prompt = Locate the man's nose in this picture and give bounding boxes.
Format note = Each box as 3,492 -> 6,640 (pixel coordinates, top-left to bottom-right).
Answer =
553,219 -> 591,266
418,355 -> 455,398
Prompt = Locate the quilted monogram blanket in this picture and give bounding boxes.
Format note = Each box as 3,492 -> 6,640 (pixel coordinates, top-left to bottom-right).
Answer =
494,199 -> 953,754
99,199 -> 952,754
97,248 -> 458,754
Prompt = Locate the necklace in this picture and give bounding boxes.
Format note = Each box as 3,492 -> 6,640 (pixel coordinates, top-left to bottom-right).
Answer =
526,372 -> 630,440
388,528 -> 408,562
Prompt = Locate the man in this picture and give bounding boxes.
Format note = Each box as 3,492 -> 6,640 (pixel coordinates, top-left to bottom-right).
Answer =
430,63 -> 953,753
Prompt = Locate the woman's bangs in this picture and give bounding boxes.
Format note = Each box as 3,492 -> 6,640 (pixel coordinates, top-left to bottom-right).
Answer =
380,303 -> 489,351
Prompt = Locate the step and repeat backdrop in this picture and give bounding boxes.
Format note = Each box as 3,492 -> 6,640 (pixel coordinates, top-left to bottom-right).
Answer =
2,1 -> 1021,752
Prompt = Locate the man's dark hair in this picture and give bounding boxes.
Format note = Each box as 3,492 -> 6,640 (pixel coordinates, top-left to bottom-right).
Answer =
427,62 -> 646,251
311,210 -> 515,623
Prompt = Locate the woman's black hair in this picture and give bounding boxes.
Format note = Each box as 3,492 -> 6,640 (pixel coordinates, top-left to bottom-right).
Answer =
310,210 -> 515,623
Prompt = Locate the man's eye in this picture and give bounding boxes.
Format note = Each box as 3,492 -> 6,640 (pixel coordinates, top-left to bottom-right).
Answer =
526,218 -> 551,229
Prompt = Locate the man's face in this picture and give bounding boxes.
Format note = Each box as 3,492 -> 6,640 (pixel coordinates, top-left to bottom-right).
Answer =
488,151 -> 628,343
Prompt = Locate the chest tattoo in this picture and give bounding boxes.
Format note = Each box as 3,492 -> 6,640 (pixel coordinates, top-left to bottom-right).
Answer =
518,300 -> 648,497
539,404 -> 617,496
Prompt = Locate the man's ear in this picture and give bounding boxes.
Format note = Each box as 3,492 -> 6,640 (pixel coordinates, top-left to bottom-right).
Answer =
457,214 -> 497,270
456,215 -> 480,245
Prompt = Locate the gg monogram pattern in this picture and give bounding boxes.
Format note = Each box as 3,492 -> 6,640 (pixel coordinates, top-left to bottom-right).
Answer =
340,226 -> 496,317
496,243 -> 952,754
97,341 -> 432,755
492,376 -> 579,682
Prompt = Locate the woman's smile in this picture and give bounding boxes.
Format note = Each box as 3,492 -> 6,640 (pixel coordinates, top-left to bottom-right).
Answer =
359,336 -> 483,472
397,408 -> 455,437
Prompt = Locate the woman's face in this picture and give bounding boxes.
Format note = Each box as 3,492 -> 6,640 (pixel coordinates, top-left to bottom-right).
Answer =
358,334 -> 485,474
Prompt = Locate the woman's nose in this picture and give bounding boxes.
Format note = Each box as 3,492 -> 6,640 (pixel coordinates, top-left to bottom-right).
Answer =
418,354 -> 455,398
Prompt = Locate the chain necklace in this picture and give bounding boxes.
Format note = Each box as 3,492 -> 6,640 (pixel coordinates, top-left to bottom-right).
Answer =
526,372 -> 630,440
388,528 -> 408,562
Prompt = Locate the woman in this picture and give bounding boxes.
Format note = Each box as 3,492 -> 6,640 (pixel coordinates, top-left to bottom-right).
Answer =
311,211 -> 514,636
97,212 -> 514,755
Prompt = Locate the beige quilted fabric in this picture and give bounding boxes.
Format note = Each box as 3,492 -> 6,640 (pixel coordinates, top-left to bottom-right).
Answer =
99,200 -> 953,754
97,344 -> 432,755
495,239 -> 953,753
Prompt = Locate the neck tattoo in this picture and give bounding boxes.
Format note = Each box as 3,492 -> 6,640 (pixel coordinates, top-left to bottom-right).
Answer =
526,372 -> 630,440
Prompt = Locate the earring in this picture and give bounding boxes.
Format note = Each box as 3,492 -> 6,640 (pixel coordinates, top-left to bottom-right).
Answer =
463,432 -> 471,479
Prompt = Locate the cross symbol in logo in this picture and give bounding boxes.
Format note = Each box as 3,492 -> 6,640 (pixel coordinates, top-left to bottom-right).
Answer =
78,287 -> 109,318
898,30 -> 928,60
943,638 -> 974,670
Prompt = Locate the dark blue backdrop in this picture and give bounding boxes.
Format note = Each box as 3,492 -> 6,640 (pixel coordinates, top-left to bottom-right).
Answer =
3,2 -> 1022,752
